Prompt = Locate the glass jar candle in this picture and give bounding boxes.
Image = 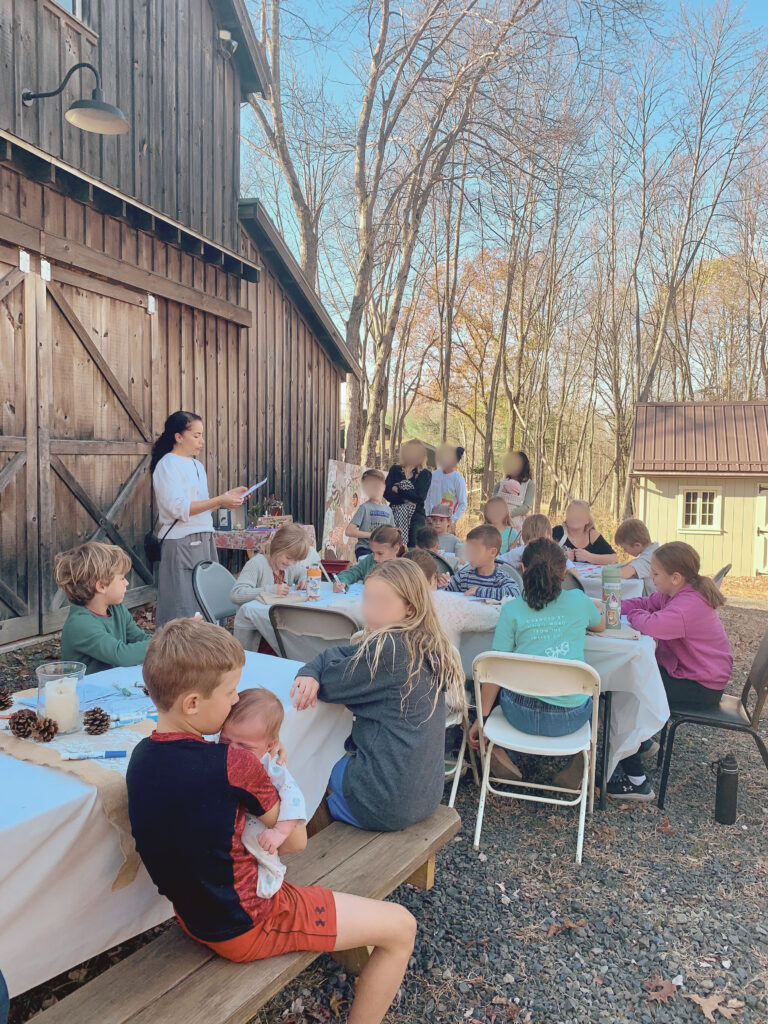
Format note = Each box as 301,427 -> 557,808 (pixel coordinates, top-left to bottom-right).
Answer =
36,662 -> 86,734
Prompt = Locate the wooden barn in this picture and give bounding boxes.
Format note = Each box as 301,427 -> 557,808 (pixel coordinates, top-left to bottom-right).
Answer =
631,402 -> 768,578
0,0 -> 356,643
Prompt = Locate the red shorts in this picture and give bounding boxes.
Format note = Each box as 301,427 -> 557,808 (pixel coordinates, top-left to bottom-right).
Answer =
179,883 -> 337,963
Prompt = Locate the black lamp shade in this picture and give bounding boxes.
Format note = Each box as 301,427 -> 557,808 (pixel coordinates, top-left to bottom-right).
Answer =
65,89 -> 129,135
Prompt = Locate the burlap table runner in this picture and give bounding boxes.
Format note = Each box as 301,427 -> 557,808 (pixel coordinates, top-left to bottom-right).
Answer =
0,706 -> 154,891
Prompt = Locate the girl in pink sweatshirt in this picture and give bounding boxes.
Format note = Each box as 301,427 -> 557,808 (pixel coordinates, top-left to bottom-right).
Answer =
607,541 -> 733,802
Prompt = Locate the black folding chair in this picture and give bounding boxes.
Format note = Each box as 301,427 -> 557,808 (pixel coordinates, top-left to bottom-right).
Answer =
656,627 -> 768,808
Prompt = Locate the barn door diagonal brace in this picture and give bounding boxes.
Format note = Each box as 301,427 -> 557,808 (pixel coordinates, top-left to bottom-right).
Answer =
46,281 -> 152,442
50,455 -> 153,584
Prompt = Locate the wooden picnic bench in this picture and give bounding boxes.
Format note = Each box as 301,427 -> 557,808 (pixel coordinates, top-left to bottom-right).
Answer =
34,804 -> 460,1024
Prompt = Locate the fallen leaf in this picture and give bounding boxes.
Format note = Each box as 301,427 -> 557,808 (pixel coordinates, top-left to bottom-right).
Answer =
683,993 -> 744,1021
478,852 -> 488,862
546,917 -> 586,939
657,817 -> 678,835
503,973 -> 515,983
594,974 -> 604,985
643,975 -> 677,1003
329,990 -> 345,1018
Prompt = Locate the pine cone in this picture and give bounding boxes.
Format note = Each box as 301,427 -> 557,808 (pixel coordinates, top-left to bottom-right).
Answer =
83,706 -> 111,735
8,708 -> 38,739
32,715 -> 59,743
0,687 -> 12,711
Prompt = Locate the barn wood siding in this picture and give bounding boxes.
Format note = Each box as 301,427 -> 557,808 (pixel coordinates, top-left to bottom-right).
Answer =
0,170 -> 342,638
0,0 -> 241,248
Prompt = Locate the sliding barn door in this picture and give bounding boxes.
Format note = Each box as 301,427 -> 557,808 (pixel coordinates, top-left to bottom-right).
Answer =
37,276 -> 155,633
0,263 -> 40,643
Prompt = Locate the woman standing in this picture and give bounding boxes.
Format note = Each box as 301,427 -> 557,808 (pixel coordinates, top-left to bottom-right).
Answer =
492,451 -> 535,531
151,411 -> 246,625
384,439 -> 432,548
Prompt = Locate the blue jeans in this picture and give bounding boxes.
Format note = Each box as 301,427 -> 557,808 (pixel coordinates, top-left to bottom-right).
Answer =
327,755 -> 362,827
499,690 -> 593,737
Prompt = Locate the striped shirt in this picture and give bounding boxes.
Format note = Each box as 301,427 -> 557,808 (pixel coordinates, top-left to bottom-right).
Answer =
442,565 -> 521,600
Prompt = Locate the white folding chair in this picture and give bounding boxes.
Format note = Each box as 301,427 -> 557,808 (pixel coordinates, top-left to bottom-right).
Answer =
445,706 -> 479,807
192,561 -> 238,625
472,651 -> 601,864
268,604 -> 359,661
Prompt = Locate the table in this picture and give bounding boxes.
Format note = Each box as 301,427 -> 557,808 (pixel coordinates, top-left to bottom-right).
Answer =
572,562 -> 644,601
0,653 -> 351,997
233,585 -> 667,780
233,583 -> 502,673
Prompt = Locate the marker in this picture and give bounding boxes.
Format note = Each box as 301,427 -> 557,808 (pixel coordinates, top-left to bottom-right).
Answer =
62,750 -> 126,760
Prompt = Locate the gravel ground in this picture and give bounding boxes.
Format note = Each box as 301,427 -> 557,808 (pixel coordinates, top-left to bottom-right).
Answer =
4,600 -> 768,1024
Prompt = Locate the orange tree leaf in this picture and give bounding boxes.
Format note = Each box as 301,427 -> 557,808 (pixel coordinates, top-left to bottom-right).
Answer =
643,976 -> 677,1003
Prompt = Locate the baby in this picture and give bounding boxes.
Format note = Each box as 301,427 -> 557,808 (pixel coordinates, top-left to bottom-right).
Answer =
219,687 -> 307,897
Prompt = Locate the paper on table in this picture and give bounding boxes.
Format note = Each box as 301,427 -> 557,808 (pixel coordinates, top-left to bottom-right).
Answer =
256,591 -> 309,606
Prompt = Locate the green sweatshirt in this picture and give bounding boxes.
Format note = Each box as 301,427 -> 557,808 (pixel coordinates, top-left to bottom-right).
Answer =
336,554 -> 377,588
60,603 -> 150,675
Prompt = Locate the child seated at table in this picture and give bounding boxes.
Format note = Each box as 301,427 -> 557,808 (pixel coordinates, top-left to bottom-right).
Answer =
441,525 -> 521,600
468,538 -> 604,783
55,541 -> 150,675
333,524 -> 404,592
230,524 -> 311,604
427,503 -> 463,554
344,469 -> 396,559
127,619 -> 416,1020
218,688 -> 305,898
483,496 -> 519,555
607,542 -> 733,802
291,559 -> 466,831
498,513 -> 551,570
614,518 -> 658,596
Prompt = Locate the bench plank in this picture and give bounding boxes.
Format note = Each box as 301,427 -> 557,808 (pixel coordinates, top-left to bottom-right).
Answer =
35,808 -> 460,1024
126,808 -> 460,1024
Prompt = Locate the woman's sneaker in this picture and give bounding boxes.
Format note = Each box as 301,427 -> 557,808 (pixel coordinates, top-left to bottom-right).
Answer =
606,774 -> 655,802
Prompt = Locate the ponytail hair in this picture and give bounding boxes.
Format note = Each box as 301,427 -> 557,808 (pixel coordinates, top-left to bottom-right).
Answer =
652,541 -> 726,609
522,537 -> 567,611
370,523 -> 406,556
150,411 -> 202,473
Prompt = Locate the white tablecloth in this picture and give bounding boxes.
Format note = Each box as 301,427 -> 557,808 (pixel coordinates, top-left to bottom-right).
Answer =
234,583 -> 668,779
0,653 -> 352,997
572,563 -> 644,601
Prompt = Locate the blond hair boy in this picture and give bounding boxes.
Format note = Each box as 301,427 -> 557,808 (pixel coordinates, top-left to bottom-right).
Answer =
55,541 -> 149,674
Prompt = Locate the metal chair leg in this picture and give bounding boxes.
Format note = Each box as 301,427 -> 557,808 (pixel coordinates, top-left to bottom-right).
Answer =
473,740 -> 494,850
448,730 -> 467,808
657,719 -> 681,809
575,750 -> 589,865
657,722 -> 668,769
599,692 -> 612,811
751,729 -> 768,773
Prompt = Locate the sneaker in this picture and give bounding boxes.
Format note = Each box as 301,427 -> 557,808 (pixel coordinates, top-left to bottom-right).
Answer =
606,775 -> 655,802
639,738 -> 660,761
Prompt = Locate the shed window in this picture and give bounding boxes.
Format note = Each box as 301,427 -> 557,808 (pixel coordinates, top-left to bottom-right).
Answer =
681,489 -> 720,531
52,0 -> 83,17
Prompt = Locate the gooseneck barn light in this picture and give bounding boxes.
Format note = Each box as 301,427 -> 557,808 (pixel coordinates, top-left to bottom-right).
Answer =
22,62 -> 129,136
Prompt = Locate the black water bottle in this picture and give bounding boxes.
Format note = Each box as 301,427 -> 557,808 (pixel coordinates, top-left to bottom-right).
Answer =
714,753 -> 739,825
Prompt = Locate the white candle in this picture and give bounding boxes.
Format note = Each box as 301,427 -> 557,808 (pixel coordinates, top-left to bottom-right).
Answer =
45,676 -> 80,734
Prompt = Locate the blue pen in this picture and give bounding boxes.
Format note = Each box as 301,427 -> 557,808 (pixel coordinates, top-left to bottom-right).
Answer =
63,750 -> 127,760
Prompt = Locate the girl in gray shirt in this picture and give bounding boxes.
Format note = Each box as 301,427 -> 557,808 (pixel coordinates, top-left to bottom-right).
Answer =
290,559 -> 465,832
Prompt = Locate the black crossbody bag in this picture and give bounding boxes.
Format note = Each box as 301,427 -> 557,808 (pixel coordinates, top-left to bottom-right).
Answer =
145,460 -> 200,563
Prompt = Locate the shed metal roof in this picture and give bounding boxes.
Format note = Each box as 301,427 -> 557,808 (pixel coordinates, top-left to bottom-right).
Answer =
631,402 -> 768,476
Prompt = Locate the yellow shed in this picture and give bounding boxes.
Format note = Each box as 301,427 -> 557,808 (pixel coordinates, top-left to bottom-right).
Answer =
631,402 -> 768,578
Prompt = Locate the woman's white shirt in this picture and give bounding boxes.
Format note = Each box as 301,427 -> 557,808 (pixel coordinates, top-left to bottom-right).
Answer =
152,453 -> 214,539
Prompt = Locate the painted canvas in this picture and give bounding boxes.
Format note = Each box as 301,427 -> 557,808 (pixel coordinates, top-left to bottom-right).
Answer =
321,459 -> 364,561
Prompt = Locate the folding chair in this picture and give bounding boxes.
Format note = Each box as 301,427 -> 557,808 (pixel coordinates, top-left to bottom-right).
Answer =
712,563 -> 732,589
192,561 -> 238,625
268,604 -> 359,662
430,551 -> 457,576
445,706 -> 479,807
656,626 -> 768,809
562,570 -> 585,591
472,651 -> 601,863
494,562 -> 524,592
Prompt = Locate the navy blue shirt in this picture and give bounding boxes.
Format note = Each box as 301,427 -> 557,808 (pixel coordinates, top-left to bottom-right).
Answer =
127,732 -> 278,942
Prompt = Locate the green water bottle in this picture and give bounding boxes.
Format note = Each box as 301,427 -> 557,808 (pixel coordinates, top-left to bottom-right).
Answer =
602,564 -> 622,630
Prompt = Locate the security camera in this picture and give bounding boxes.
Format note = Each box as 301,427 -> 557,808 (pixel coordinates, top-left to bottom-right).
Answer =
218,29 -> 238,59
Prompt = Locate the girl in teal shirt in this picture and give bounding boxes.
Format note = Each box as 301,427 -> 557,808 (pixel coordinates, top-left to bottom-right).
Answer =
469,538 -> 604,768
483,497 -> 519,555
